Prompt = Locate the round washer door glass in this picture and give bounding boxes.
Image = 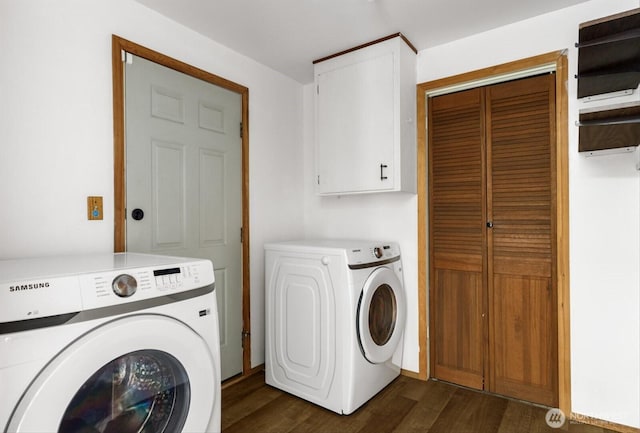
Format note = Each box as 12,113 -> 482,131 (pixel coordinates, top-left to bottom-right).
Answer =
357,267 -> 406,364
369,283 -> 397,346
7,314 -> 216,433
59,350 -> 189,433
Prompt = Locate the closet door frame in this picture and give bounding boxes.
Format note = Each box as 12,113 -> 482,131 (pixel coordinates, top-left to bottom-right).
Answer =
416,51 -> 570,415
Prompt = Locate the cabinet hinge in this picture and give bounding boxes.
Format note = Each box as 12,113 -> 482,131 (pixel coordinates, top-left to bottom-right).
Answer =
239,122 -> 243,138
240,227 -> 243,243
317,175 -> 320,185
317,84 -> 319,95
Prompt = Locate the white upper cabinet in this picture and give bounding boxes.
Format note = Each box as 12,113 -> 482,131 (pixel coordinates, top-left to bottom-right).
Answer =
314,35 -> 417,195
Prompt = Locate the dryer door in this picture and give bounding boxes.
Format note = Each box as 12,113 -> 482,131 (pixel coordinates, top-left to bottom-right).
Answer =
7,314 -> 216,433
357,266 -> 406,364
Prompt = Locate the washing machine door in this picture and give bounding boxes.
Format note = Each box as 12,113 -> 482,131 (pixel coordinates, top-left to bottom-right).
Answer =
357,266 -> 406,364
7,314 -> 216,433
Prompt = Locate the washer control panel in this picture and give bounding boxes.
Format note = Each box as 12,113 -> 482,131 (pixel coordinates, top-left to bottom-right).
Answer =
0,254 -> 214,324
80,262 -> 211,311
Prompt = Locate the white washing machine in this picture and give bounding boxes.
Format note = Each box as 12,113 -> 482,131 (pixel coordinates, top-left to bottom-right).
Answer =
0,252 -> 221,433
264,239 -> 406,415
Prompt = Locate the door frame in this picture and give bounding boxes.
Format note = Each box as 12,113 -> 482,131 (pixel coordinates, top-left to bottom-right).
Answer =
111,35 -> 252,377
416,51 -> 570,415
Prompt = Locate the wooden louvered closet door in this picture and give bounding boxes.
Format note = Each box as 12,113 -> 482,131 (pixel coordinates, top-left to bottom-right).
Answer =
429,74 -> 558,407
486,74 -> 557,406
429,88 -> 486,390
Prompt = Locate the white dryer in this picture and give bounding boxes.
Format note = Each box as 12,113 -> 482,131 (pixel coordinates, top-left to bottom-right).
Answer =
0,253 -> 221,433
264,239 -> 406,415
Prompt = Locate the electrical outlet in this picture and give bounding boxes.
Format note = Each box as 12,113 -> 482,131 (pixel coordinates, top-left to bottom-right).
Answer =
87,196 -> 103,220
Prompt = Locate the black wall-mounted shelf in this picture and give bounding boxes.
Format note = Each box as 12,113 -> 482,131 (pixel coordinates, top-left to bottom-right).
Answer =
578,102 -> 640,152
576,8 -> 640,98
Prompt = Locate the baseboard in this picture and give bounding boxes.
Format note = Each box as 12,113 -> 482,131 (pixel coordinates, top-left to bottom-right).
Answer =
400,369 -> 422,380
571,412 -> 640,433
221,363 -> 265,390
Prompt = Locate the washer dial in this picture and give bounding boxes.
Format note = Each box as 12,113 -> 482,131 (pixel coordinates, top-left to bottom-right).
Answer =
112,274 -> 138,297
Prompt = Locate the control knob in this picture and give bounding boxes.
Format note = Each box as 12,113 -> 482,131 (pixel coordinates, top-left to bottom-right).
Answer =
373,247 -> 383,259
112,274 -> 137,297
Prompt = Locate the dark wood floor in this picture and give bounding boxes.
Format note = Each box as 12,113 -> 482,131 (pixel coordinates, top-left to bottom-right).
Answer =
222,372 -> 618,433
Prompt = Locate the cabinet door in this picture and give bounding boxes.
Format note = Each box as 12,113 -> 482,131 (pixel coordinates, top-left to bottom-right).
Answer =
316,52 -> 395,194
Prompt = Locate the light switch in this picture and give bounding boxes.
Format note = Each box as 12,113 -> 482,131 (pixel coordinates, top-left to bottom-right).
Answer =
87,196 -> 103,220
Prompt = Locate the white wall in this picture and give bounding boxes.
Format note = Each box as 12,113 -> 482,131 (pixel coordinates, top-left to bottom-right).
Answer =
414,0 -> 640,428
0,0 -> 305,368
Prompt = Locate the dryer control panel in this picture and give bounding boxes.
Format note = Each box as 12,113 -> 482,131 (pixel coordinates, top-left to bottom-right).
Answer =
346,242 -> 400,268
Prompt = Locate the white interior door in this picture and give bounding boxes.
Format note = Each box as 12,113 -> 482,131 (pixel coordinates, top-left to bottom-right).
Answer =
125,54 -> 243,380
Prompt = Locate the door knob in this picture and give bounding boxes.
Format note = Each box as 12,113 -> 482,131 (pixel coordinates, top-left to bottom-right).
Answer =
131,208 -> 144,221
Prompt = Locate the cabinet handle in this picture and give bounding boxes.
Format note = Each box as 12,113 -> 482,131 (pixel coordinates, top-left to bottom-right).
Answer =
380,164 -> 388,181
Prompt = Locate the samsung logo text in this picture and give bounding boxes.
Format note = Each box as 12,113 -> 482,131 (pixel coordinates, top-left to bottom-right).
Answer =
9,282 -> 50,292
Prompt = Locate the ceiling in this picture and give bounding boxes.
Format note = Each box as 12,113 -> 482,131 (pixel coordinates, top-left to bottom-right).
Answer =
134,0 -> 590,84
